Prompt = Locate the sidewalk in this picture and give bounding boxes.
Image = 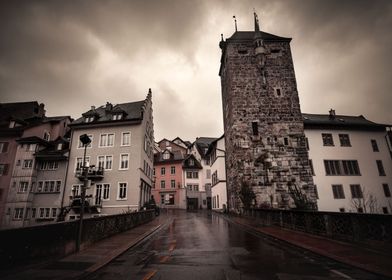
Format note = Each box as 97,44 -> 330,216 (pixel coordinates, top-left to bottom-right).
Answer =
3,215 -> 171,280
228,215 -> 392,278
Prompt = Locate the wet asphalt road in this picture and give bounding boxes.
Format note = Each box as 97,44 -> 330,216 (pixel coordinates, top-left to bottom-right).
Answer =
86,210 -> 386,280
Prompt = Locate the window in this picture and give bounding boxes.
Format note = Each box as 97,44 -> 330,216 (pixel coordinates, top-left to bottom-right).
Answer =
78,134 -> 92,148
206,169 -> 211,179
339,134 -> 351,147
121,132 -> 131,146
84,116 -> 94,123
382,207 -> 389,214
324,160 -> 341,175
309,160 -> 315,175
44,181 -> 50,192
339,208 -> 345,213
187,184 -> 192,191
252,122 -> 258,136
45,208 -> 50,218
52,208 -> 57,218
332,185 -> 345,199
56,181 -> 61,192
322,133 -> 334,146
105,156 -> 113,170
39,161 -> 59,170
14,208 -> 24,220
119,154 -> 129,170
72,185 -> 81,196
193,171 -> 198,178
186,171 -> 199,179
23,159 -> 33,169
103,184 -> 110,200
43,131 -> 50,141
112,114 -> 122,120
376,160 -> 386,176
305,137 -> 309,150
161,167 -> 165,175
31,208 -> 36,218
324,160 -> 360,176
350,184 -> 363,198
194,185 -> 199,191
357,207 -> 364,213
189,159 -> 194,166
170,166 -> 176,175
19,181 -> 29,193
99,133 -> 115,147
98,156 -> 105,169
39,208 -> 44,218
0,164 -> 8,176
341,160 -> 360,175
0,142 -> 9,153
171,180 -> 176,189
161,180 -> 165,189
383,184 -> 391,197
371,139 -> 379,152
161,194 -> 165,204
75,157 -> 90,171
118,183 -> 127,199
163,152 -> 170,160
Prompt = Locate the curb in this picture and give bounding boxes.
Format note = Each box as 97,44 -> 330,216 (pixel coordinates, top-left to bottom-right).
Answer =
224,215 -> 392,279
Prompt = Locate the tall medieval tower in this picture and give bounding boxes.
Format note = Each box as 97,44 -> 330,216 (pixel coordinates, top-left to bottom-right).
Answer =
219,13 -> 317,212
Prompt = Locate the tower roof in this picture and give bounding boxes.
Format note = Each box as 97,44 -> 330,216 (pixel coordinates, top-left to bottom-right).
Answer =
227,31 -> 291,42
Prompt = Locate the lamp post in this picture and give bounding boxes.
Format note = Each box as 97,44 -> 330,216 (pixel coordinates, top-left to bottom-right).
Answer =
76,134 -> 91,252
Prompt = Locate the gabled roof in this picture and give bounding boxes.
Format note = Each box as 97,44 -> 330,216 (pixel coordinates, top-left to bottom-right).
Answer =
154,149 -> 185,164
71,100 -> 145,126
193,137 -> 218,158
227,31 -> 291,42
183,154 -> 202,169
34,138 -> 69,160
172,137 -> 192,148
302,113 -> 389,131
16,136 -> 50,146
205,134 -> 225,156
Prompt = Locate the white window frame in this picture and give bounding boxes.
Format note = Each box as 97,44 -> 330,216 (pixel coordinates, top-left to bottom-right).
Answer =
19,181 -> 29,193
121,132 -> 131,146
119,153 -> 129,170
23,159 -> 33,169
117,182 -> 127,200
75,156 -> 90,172
103,183 -> 110,200
97,155 -> 105,169
105,155 -> 113,170
99,133 -> 115,147
14,208 -> 24,220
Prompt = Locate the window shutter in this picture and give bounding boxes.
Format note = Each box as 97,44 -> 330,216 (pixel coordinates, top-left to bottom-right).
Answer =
3,164 -> 8,175
2,142 -> 8,153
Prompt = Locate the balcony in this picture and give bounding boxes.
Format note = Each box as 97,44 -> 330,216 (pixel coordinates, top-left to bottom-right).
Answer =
75,166 -> 104,181
69,195 -> 102,214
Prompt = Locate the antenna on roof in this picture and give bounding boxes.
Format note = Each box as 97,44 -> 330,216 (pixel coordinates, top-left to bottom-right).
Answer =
233,15 -> 238,32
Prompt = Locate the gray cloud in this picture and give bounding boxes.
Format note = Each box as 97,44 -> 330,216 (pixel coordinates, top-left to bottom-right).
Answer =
0,0 -> 391,141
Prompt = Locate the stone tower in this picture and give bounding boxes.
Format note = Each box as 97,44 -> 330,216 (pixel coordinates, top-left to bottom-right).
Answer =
219,13 -> 317,212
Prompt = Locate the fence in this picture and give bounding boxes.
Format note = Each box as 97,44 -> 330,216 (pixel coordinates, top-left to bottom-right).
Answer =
243,208 -> 392,251
0,210 -> 155,268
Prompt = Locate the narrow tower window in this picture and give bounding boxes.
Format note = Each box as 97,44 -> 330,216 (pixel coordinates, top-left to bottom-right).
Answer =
252,122 -> 258,136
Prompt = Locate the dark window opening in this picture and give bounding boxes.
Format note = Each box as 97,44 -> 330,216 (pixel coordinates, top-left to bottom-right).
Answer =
383,184 -> 391,197
382,207 -> 389,214
284,137 -> 289,146
252,122 -> 258,136
376,160 -> 386,176
371,139 -> 379,152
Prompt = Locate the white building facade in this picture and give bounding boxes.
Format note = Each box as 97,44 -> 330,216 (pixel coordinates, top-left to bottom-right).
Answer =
206,135 -> 227,212
304,112 -> 392,214
63,90 -> 154,219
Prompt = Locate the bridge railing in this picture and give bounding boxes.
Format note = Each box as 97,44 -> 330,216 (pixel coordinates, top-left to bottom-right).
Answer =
0,210 -> 155,268
243,208 -> 392,250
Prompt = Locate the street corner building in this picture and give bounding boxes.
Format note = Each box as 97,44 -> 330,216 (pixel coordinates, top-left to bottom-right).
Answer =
219,13 -> 317,212
62,89 -> 154,220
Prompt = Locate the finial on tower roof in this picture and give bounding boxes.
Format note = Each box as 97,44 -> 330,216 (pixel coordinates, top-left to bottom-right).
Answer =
254,11 -> 260,32
233,15 -> 238,32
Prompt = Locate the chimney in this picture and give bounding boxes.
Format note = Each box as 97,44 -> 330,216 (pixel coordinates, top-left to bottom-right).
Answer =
106,102 -> 113,111
329,109 -> 336,120
91,105 -> 96,111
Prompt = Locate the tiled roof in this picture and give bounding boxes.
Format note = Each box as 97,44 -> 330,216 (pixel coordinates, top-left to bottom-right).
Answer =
182,154 -> 202,169
154,150 -> 185,164
72,101 -> 145,125
194,137 -> 218,158
302,113 -> 388,130
227,31 -> 291,42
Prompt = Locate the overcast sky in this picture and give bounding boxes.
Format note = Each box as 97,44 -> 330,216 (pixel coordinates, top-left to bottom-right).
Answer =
1,0 -> 391,141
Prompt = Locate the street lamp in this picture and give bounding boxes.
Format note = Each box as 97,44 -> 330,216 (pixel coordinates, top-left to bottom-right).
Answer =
76,134 -> 91,252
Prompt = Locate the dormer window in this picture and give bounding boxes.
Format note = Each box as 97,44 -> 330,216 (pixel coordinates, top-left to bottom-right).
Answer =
9,121 -> 15,128
189,159 -> 194,166
43,131 -> 50,141
163,152 -> 170,160
57,143 -> 63,150
112,114 -> 122,120
85,116 -> 94,123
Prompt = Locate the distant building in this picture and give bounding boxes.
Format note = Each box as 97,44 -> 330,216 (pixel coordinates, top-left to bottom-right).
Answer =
304,111 -> 392,214
0,102 -> 71,228
63,90 -> 154,219
153,139 -> 187,209
0,101 -> 47,226
205,135 -> 227,211
219,13 -> 316,212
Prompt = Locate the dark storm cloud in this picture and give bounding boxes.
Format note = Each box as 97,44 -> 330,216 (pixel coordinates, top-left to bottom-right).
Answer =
0,0 -> 391,140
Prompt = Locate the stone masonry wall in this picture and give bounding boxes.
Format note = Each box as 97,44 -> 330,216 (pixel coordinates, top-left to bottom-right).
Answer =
221,37 -> 316,212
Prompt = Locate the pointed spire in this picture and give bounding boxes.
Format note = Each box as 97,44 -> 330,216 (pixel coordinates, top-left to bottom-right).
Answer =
254,11 -> 260,32
233,15 -> 238,32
